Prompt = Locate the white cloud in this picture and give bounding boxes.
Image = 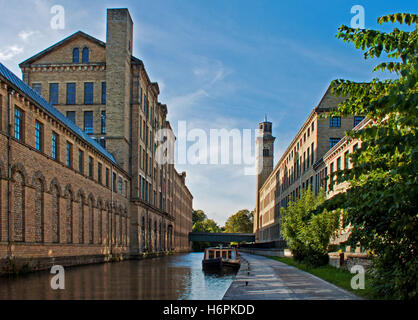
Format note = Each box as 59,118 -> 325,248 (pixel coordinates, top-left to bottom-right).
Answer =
0,45 -> 24,61
18,30 -> 39,41
166,89 -> 209,120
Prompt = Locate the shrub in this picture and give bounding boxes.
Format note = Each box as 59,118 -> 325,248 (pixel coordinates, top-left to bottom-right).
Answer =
280,189 -> 339,267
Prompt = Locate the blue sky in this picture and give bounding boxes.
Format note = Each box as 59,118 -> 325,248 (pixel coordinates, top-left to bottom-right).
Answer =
0,0 -> 416,225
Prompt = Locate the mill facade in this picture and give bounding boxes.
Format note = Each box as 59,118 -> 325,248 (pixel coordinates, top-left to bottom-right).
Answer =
254,86 -> 365,243
0,8 -> 193,273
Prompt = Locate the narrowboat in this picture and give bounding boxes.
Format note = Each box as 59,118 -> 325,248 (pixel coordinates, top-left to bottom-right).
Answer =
202,247 -> 240,271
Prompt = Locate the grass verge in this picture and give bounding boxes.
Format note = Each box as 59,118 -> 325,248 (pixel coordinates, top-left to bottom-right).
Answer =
268,256 -> 377,300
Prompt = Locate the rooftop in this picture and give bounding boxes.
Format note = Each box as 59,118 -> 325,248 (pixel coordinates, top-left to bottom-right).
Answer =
0,62 -> 117,165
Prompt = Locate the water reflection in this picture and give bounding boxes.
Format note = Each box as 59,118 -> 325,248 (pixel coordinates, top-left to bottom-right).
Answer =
0,252 -> 236,300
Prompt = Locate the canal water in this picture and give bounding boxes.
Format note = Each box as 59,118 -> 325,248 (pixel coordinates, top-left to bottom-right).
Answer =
0,252 -> 237,300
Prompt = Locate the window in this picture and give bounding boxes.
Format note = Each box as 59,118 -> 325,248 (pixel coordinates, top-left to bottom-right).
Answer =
329,137 -> 340,150
88,156 -> 93,179
354,116 -> 365,127
52,132 -> 58,160
142,178 -> 145,200
49,83 -> 59,105
145,154 -> 148,174
84,111 -> 93,134
98,137 -> 106,148
66,111 -> 76,123
66,83 -> 76,104
330,116 -> 341,128
138,176 -> 142,198
330,162 -> 335,185
101,82 -> 106,104
263,149 -> 269,157
353,143 -> 359,151
337,157 -> 341,170
32,83 -> 42,95
105,168 -> 110,188
82,47 -> 89,63
307,128 -> 310,137
14,107 -> 24,141
118,177 -> 123,194
77,150 -> 83,173
324,167 -> 328,192
35,121 -> 43,151
312,121 -> 315,132
344,151 -> 349,169
112,173 -> 117,192
311,142 -> 314,165
145,97 -> 149,119
66,142 -> 73,168
72,48 -> 79,63
84,82 -> 94,105
101,111 -> 106,134
307,147 -> 310,168
97,163 -> 102,184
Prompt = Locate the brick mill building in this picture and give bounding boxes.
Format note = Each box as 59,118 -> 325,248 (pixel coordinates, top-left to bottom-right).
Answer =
0,8 -> 193,273
254,86 -> 365,243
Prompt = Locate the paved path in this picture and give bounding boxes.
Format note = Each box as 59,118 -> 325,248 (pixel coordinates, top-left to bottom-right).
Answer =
223,253 -> 361,300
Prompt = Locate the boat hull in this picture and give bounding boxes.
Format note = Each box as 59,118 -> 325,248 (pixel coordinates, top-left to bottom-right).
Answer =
202,258 -> 240,271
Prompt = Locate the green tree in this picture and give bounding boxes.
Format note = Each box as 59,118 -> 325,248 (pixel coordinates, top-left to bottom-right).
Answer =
192,218 -> 222,233
320,13 -> 417,299
191,211 -> 222,251
224,209 -> 254,233
280,189 -> 339,266
192,210 -> 207,225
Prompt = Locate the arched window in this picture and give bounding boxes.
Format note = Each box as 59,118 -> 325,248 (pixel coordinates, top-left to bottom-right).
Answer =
88,198 -> 94,244
97,203 -> 102,245
34,179 -> 44,243
72,48 -> 79,63
148,218 -> 152,249
121,215 -> 125,245
52,186 -> 60,243
141,216 -> 145,251
121,212 -> 127,246
154,221 -> 157,251
118,213 -> 122,245
113,211 -> 117,245
168,225 -> 173,250
12,172 -> 25,242
163,224 -> 166,251
82,47 -> 89,63
78,194 -> 84,244
66,191 -> 73,243
159,222 -> 162,251
105,207 -> 110,245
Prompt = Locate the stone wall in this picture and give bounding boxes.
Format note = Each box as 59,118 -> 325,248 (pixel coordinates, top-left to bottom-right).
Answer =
328,252 -> 371,271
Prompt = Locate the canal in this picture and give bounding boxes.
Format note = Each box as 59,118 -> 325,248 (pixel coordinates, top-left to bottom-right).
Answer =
0,252 -> 237,300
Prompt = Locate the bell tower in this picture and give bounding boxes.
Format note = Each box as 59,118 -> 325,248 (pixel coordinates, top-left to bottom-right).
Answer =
254,117 -> 275,239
